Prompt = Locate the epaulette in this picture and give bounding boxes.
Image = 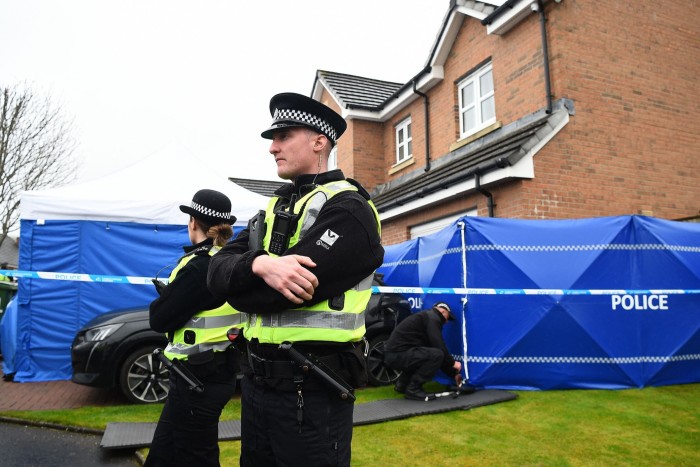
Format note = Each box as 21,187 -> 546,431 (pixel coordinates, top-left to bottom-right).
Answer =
274,183 -> 295,197
346,178 -> 372,200
192,245 -> 213,256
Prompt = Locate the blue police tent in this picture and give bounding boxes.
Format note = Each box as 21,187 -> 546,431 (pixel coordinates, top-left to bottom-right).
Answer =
3,146 -> 268,382
376,215 -> 700,390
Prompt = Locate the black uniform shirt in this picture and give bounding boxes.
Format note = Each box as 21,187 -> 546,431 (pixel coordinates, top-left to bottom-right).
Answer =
150,239 -> 227,333
207,170 -> 384,316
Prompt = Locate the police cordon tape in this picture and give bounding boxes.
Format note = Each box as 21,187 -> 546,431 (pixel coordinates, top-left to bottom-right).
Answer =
3,269 -> 700,298
372,286 -> 700,296
0,268 -> 156,285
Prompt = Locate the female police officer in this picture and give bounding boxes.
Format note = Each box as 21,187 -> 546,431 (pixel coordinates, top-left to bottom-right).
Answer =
145,189 -> 244,467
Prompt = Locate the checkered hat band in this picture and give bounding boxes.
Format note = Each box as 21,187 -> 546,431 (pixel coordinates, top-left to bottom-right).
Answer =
273,108 -> 338,142
191,202 -> 230,221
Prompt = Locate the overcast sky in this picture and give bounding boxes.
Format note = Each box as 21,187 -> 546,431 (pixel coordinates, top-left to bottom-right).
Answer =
1,1 -> 448,184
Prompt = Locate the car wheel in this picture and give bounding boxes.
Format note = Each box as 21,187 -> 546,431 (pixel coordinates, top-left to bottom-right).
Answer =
366,334 -> 402,386
118,346 -> 170,404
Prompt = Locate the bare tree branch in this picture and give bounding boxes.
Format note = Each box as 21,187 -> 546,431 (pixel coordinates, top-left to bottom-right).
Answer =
0,84 -> 78,248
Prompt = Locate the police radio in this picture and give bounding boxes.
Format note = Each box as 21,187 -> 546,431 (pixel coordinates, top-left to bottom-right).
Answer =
268,209 -> 296,255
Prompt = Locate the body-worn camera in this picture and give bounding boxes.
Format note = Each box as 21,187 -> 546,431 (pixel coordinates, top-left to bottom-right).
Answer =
248,210 -> 266,251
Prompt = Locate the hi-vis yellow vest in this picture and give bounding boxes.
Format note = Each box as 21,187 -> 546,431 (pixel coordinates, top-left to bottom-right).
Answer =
244,180 -> 381,344
164,246 -> 247,361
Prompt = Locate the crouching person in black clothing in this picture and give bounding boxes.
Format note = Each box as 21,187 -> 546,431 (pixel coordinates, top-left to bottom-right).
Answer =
383,302 -> 463,400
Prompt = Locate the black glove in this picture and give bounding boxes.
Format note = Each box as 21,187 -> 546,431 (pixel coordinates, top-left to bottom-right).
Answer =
151,278 -> 166,295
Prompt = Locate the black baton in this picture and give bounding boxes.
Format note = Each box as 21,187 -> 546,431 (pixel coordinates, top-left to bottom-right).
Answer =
279,342 -> 356,401
153,348 -> 204,393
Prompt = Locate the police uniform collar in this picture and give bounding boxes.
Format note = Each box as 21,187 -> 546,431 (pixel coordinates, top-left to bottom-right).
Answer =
274,170 -> 346,199
183,238 -> 214,255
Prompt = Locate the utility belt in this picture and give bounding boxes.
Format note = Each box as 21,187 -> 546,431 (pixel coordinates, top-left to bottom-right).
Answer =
180,347 -> 240,379
247,351 -> 298,380
247,349 -> 342,379
244,341 -> 367,395
246,341 -> 357,359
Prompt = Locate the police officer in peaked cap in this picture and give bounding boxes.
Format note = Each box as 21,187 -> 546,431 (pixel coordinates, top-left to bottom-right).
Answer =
208,92 -> 384,466
146,189 -> 243,467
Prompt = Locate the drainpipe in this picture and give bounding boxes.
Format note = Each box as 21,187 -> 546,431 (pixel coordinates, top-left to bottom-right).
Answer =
412,80 -> 431,172
533,0 -> 553,114
474,173 -> 495,217
482,0 -> 554,114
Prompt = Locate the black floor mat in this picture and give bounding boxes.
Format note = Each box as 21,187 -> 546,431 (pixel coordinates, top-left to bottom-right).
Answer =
101,389 -> 517,450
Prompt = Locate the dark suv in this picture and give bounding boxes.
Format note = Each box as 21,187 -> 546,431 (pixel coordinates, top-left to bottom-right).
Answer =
71,274 -> 410,404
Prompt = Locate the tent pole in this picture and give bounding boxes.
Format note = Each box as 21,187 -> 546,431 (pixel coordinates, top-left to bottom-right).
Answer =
458,220 -> 469,381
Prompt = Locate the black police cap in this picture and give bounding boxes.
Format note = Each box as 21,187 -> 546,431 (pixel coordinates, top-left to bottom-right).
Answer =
260,92 -> 347,146
179,189 -> 236,226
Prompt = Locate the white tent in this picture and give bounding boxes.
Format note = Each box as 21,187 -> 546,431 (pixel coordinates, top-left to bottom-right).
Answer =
21,144 -> 269,225
6,144 -> 272,382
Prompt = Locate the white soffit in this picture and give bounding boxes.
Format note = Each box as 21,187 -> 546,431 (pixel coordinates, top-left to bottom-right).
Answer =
378,160 -> 532,222
429,11 -> 465,69
485,1 -> 534,35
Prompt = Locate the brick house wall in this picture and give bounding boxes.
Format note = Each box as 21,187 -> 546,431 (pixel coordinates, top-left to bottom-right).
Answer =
331,0 -> 700,246
538,0 -> 700,220
350,119 -> 387,189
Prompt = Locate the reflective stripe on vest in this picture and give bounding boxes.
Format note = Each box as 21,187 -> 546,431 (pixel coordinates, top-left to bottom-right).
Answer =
165,341 -> 233,356
181,314 -> 247,329
245,180 -> 381,344
163,246 -> 247,361
256,310 -> 365,330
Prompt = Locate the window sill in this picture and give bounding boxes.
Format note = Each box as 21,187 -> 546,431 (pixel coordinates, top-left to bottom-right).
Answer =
389,157 -> 415,175
450,121 -> 502,152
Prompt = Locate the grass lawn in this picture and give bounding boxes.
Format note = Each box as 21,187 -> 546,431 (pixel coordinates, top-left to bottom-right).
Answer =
2,382 -> 699,465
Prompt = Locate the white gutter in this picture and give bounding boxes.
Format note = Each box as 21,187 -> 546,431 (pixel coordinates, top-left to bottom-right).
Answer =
485,1 -> 533,35
378,157 -> 533,222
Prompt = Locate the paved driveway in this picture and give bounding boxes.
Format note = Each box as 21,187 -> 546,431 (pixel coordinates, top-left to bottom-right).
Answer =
0,368 -> 124,411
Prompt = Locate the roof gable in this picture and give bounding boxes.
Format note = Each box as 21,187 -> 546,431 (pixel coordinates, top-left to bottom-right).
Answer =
315,71 -> 403,111
229,178 -> 285,198
313,0 -> 532,121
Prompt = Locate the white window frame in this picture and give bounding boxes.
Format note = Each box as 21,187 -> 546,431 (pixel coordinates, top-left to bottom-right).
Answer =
395,117 -> 412,164
328,146 -> 337,170
458,62 -> 496,138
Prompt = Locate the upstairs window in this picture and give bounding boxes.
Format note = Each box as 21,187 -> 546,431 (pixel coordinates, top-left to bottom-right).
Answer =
395,117 -> 412,164
458,62 -> 495,138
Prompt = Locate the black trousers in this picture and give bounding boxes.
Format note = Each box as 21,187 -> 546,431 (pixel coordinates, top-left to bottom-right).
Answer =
384,347 -> 443,385
239,375 -> 354,467
144,371 -> 236,467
